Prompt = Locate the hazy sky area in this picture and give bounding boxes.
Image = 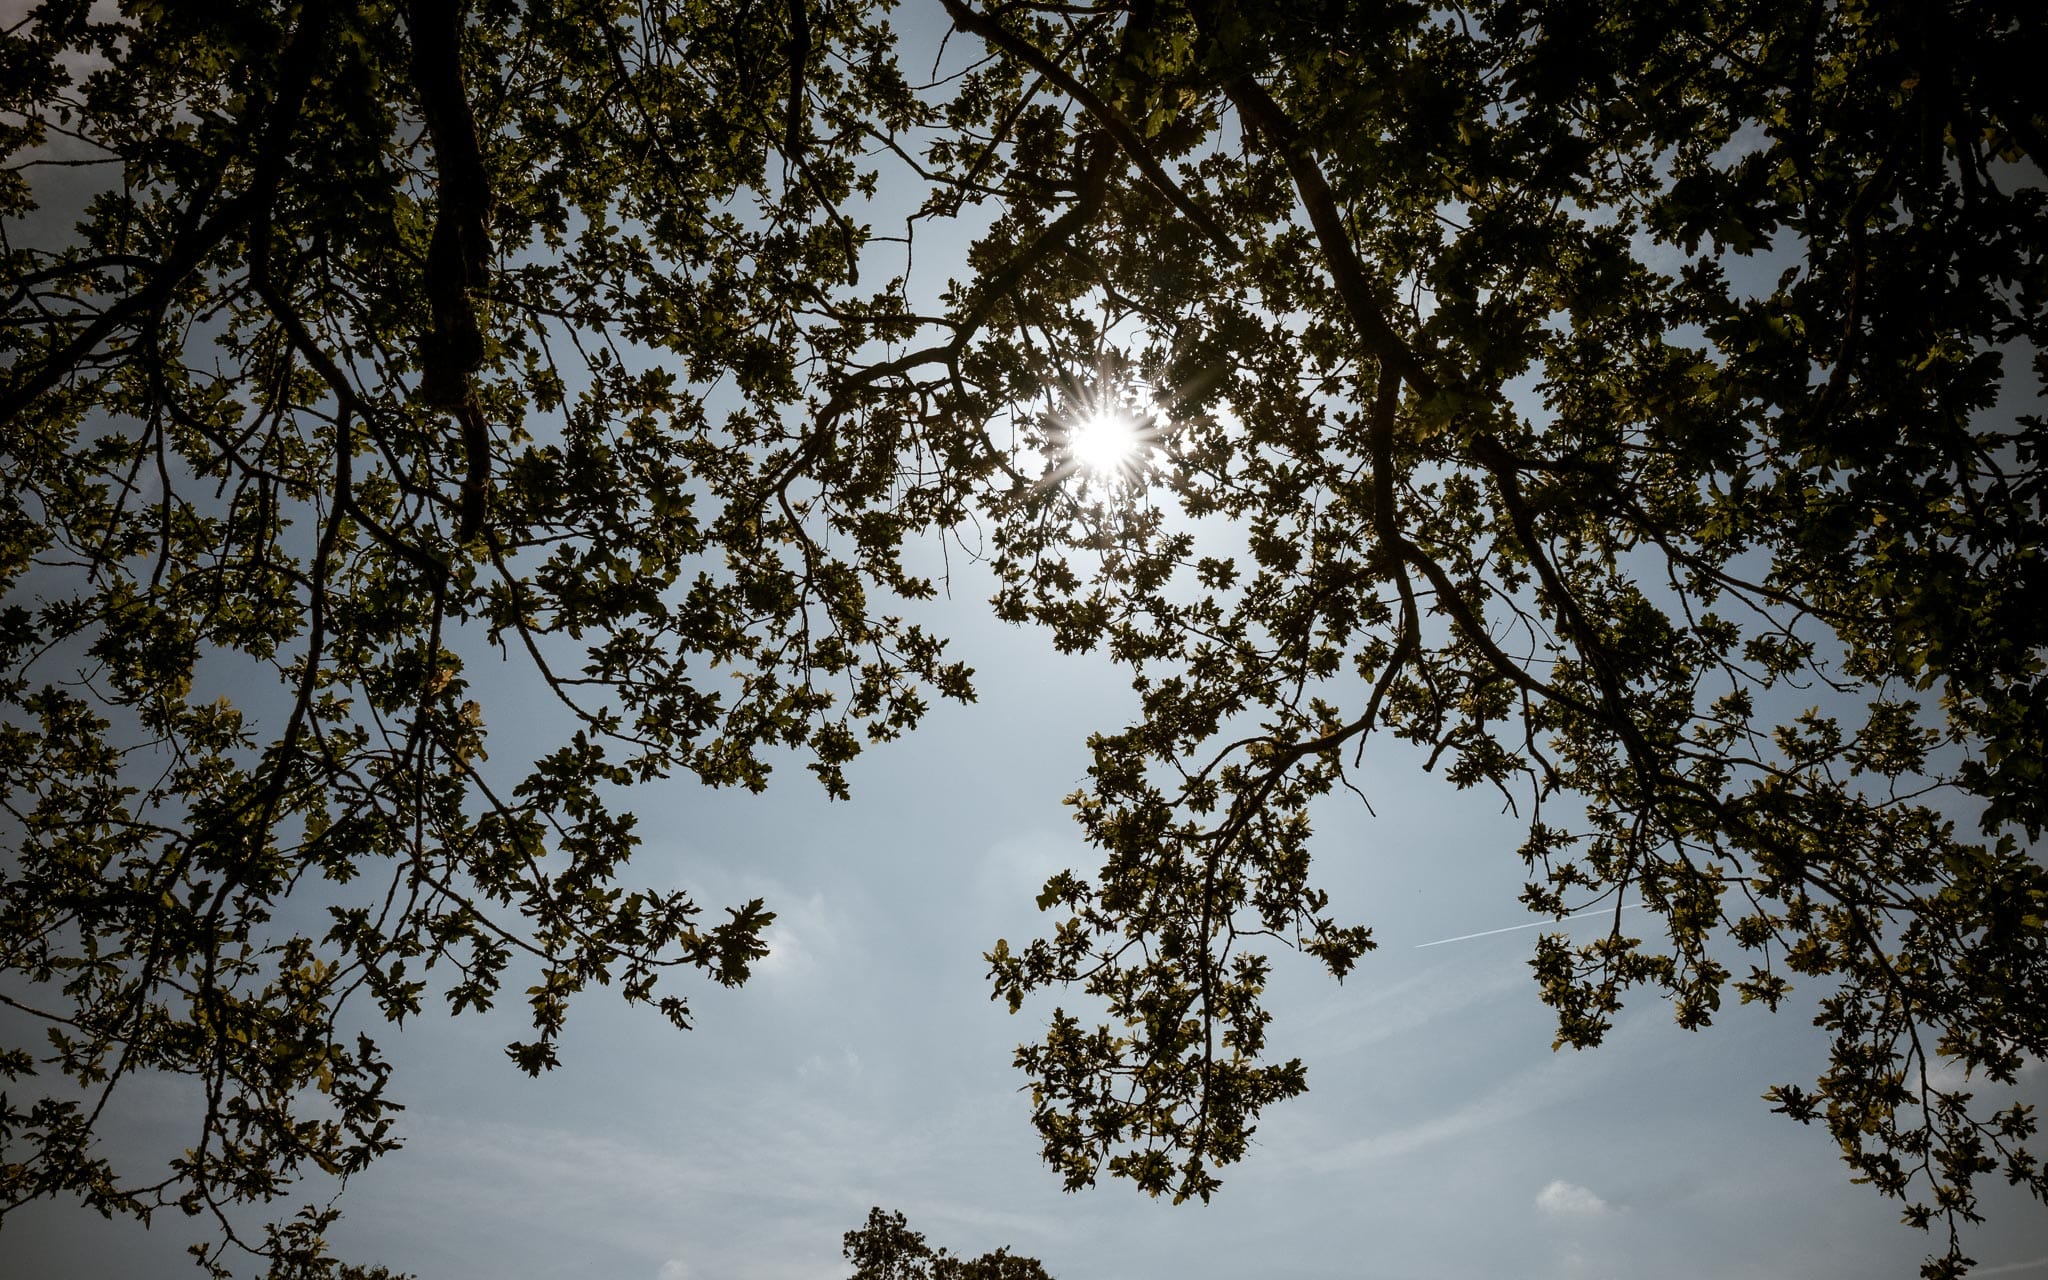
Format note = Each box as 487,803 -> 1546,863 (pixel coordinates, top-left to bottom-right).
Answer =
7,2 -> 2048,1278
14,546 -> 2048,1278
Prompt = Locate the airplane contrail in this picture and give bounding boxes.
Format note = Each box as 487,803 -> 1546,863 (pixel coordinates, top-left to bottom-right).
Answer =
1965,1255 -> 2048,1277
1415,901 -> 1650,948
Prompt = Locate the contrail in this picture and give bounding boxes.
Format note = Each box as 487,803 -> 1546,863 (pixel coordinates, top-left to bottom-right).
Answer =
1967,1256 -> 2048,1277
1415,902 -> 1650,948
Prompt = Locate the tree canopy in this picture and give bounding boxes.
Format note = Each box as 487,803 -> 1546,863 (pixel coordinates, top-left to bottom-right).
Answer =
2,0 -> 2044,1276
842,1206 -> 1054,1280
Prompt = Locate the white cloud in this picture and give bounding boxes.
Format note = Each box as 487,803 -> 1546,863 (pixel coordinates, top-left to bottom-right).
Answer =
757,924 -> 811,977
754,891 -> 842,980
657,1260 -> 692,1280
1535,1180 -> 1611,1216
1924,1051 -> 2045,1095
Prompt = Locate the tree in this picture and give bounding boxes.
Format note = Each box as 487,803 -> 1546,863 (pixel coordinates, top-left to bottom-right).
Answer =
954,3 -> 2048,1276
3,0 -> 966,1273
2,0 -> 2043,1277
842,1206 -> 1054,1280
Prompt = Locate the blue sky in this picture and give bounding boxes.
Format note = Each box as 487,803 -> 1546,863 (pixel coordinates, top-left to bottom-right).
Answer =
14,545 -> 2048,1278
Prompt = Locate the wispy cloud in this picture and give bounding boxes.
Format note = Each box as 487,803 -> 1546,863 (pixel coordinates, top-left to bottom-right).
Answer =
1923,1051 -> 2045,1095
1298,1057 -> 1571,1171
973,829 -> 1083,911
755,891 -> 844,980
797,1047 -> 865,1081
369,1088 -> 1065,1280
1535,1180 -> 1611,1216
1296,1003 -> 1642,1175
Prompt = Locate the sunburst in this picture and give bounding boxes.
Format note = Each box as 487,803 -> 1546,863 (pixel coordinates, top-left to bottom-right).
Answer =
1031,368 -> 1211,493
1065,404 -> 1146,475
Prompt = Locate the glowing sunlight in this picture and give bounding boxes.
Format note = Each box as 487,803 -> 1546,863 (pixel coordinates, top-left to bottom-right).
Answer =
1065,405 -> 1145,476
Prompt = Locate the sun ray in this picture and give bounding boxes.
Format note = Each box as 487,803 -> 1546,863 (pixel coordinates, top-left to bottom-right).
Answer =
1066,406 -> 1143,475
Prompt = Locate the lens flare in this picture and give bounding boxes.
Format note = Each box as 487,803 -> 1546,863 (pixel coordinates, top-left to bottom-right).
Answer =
1065,406 -> 1143,475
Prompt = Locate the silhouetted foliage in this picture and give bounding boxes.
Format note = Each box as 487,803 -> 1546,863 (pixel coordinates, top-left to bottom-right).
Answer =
843,1207 -> 1054,1280
3,0 -> 2043,1276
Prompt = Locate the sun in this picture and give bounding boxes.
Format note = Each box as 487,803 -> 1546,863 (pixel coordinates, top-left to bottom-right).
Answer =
1065,405 -> 1144,475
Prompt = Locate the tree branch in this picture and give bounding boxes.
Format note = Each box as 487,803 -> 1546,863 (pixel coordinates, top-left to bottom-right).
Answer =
939,0 -> 1241,261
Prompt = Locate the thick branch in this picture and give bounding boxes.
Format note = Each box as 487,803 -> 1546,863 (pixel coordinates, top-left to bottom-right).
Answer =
405,0 -> 496,541
1222,75 -> 1435,394
939,0 -> 1241,261
784,0 -> 811,164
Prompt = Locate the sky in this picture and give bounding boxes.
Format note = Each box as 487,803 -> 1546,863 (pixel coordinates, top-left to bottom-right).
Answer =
13,543 -> 2048,1279
7,2 -> 2048,1278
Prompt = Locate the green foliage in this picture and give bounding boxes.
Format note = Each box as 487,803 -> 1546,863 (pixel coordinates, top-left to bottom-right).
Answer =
842,1206 -> 1054,1280
940,1 -> 2048,1274
2,0 -> 966,1273
3,0 -> 2046,1276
